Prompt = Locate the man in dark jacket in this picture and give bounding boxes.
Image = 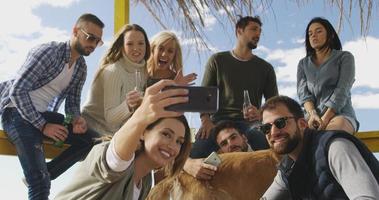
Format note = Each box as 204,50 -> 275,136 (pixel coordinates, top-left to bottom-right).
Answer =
260,95 -> 379,199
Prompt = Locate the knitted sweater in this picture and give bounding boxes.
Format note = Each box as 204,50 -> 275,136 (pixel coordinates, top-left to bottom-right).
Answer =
82,55 -> 147,135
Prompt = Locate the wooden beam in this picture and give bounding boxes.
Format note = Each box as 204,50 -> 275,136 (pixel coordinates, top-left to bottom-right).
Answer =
0,130 -> 69,159
1,128 -> 378,159
114,0 -> 129,33
355,131 -> 379,152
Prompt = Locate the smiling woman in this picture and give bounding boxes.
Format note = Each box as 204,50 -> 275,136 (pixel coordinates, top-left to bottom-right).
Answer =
54,80 -> 192,200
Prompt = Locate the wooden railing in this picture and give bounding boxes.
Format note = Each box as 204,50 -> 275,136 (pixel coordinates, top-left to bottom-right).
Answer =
1,129 -> 378,159
0,129 -> 69,159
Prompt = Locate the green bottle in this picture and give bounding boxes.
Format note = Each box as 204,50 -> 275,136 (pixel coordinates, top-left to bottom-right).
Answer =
54,114 -> 73,148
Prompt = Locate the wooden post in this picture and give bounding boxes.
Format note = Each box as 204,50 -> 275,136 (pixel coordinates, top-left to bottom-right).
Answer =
114,0 -> 129,33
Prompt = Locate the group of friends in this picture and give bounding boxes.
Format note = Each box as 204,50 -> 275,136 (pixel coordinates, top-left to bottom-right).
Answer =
0,12 -> 378,200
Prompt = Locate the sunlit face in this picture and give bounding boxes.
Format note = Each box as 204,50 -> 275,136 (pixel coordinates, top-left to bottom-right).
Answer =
237,21 -> 261,50
262,104 -> 305,155
74,22 -> 103,56
142,118 -> 185,168
216,128 -> 248,153
123,30 -> 146,63
153,39 -> 176,70
308,22 -> 328,50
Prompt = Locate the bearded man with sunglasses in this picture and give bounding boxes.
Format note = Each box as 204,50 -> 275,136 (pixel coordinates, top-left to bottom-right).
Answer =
0,13 -> 104,199
260,96 -> 379,199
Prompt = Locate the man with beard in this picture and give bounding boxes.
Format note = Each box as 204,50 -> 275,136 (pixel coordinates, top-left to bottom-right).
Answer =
260,96 -> 379,199
191,15 -> 278,158
184,120 -> 253,180
0,13 -> 104,199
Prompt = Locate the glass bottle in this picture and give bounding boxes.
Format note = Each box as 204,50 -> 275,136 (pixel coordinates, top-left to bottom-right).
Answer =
54,114 -> 73,148
243,90 -> 252,119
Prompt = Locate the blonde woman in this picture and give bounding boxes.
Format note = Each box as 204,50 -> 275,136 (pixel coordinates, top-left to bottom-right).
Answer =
82,24 -> 150,135
55,80 -> 192,200
146,31 -> 197,86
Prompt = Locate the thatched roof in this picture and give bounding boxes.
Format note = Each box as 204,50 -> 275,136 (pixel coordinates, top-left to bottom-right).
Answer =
136,0 -> 376,49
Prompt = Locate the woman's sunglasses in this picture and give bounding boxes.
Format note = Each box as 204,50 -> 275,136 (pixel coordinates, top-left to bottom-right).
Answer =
259,116 -> 295,135
80,29 -> 103,47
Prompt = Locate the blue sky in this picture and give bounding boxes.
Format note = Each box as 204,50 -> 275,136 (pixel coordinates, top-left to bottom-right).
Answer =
0,0 -> 378,198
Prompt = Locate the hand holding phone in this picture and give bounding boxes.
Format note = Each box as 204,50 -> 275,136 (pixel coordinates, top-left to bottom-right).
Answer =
203,151 -> 222,167
162,86 -> 219,113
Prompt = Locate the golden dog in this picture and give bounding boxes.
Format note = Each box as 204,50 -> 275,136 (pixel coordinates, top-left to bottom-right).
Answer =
147,149 -> 280,200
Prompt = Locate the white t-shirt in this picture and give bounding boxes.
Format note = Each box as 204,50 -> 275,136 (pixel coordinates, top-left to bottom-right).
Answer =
29,62 -> 75,112
106,138 -> 142,200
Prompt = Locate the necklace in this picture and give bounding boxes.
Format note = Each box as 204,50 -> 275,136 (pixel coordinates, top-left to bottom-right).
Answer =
231,50 -> 253,62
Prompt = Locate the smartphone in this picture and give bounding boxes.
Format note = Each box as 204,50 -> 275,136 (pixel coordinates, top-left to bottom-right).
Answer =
203,151 -> 222,167
163,86 -> 219,113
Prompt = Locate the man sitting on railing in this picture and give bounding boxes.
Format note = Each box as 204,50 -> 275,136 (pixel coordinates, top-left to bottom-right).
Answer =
260,95 -> 379,199
0,13 -> 104,200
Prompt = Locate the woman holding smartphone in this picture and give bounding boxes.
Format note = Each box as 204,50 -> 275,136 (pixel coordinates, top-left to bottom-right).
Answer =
297,17 -> 358,134
55,80 -> 192,200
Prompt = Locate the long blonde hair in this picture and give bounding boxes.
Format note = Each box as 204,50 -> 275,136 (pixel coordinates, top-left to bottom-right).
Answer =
147,31 -> 183,77
93,24 -> 150,81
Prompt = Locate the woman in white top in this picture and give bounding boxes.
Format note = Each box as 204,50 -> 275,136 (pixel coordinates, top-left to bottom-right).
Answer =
82,24 -> 150,135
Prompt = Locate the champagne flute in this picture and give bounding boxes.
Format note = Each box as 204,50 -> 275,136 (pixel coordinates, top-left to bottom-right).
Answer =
134,69 -> 144,105
135,69 -> 143,93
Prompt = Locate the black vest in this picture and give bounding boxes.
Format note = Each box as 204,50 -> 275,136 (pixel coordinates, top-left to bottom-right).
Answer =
279,129 -> 379,199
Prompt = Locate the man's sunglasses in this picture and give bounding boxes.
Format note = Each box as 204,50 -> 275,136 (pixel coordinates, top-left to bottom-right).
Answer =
80,29 -> 103,47
259,116 -> 295,135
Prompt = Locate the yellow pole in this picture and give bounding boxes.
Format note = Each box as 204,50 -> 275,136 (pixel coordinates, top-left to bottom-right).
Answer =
114,0 -> 130,33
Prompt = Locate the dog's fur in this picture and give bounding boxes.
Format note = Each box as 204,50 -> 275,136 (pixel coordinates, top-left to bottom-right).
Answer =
147,149 -> 280,200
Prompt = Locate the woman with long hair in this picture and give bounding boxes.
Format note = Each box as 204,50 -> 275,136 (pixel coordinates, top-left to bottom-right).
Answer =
297,17 -> 358,134
82,24 -> 150,135
55,80 -> 192,200
146,31 -> 197,86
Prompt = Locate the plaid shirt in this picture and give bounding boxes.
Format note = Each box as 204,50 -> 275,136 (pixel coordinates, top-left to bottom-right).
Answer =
0,41 -> 87,130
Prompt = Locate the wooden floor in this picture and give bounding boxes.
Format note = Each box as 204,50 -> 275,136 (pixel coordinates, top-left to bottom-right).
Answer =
0,129 -> 378,159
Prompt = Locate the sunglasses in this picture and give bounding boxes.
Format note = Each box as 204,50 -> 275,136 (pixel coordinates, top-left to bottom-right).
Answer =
259,116 -> 295,135
80,29 -> 103,47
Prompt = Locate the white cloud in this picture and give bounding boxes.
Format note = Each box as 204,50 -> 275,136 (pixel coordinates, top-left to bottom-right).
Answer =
353,93 -> 379,109
186,0 -> 217,30
344,36 -> 379,88
0,0 -> 76,80
265,47 -> 304,81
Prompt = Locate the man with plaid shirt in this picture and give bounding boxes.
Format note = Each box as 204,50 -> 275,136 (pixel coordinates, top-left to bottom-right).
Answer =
0,13 -> 104,199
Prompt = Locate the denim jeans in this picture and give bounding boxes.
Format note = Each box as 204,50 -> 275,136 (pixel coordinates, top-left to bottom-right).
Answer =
1,108 -> 99,200
189,119 -> 269,158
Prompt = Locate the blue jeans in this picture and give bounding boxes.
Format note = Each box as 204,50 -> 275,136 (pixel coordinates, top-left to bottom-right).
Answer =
190,119 -> 269,158
1,108 -> 99,200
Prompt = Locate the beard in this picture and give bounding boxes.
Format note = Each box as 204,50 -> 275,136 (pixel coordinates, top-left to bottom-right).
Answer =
74,41 -> 91,56
271,127 -> 301,155
247,41 -> 257,50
